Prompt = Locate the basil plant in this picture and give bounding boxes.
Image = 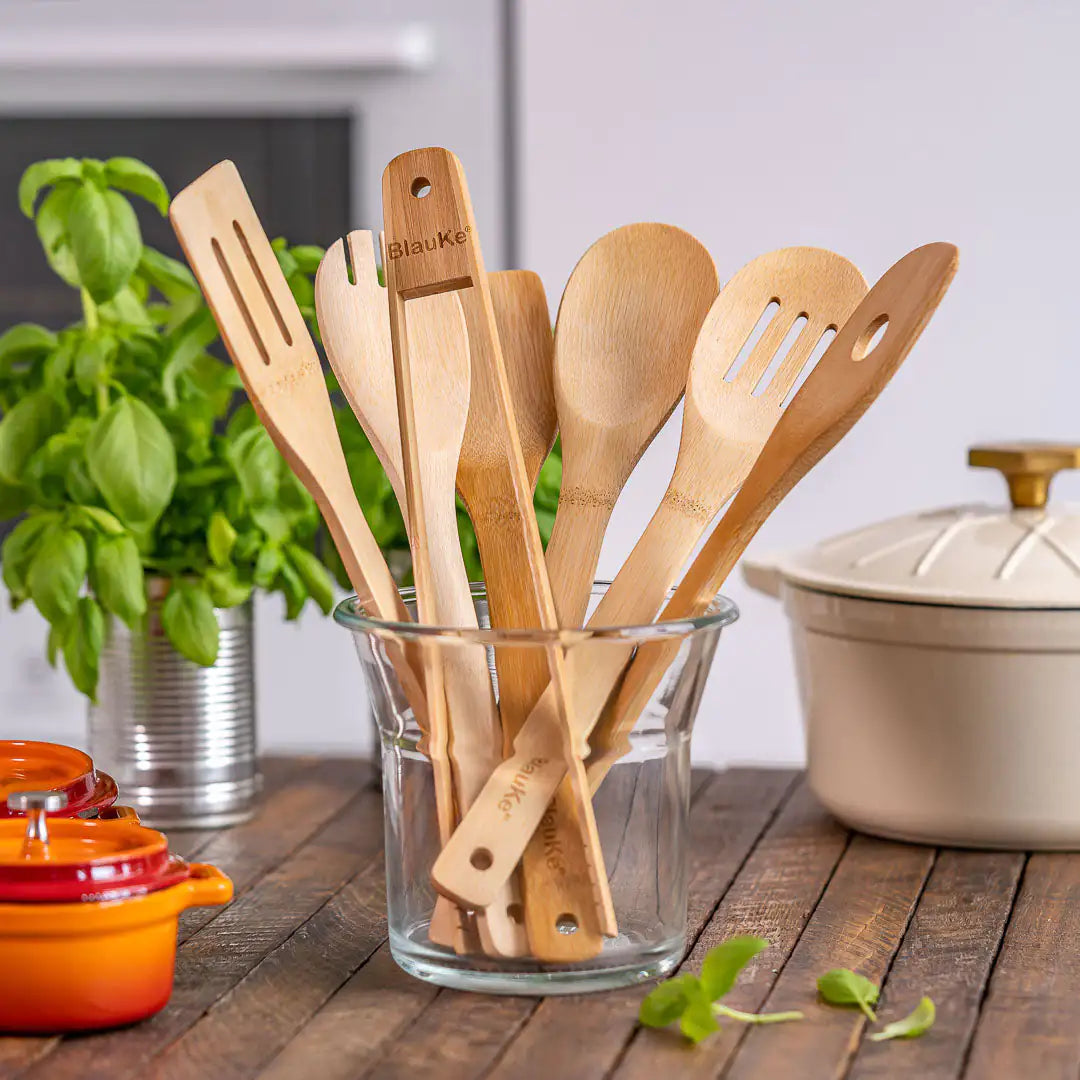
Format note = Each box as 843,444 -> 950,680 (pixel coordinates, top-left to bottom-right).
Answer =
0,156 -> 561,700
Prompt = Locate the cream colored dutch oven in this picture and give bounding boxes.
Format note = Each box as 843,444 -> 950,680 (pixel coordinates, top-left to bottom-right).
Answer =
744,442 -> 1080,849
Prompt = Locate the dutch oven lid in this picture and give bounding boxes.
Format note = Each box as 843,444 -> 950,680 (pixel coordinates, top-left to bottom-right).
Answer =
0,741 -> 118,818
772,443 -> 1080,609
0,791 -> 189,903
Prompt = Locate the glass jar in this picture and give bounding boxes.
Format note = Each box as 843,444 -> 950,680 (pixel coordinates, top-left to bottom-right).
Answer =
335,582 -> 737,994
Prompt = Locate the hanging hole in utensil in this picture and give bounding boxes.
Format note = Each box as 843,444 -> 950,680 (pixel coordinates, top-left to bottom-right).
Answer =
507,902 -> 524,924
853,315 -> 889,361
555,913 -> 579,935
470,847 -> 493,871
411,177 -> 432,199
724,300 -> 780,381
781,326 -> 836,406
752,313 -> 808,396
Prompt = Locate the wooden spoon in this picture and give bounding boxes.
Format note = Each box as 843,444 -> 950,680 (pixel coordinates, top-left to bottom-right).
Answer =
589,241 -> 960,781
545,223 -> 718,626
384,146 -> 615,960
432,246 -> 869,910
316,234 -> 525,957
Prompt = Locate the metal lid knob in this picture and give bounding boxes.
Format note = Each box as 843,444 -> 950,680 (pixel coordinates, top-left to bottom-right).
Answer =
6,790 -> 68,853
969,443 -> 1080,510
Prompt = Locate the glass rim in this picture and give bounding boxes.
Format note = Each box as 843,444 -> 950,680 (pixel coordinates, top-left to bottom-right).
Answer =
332,581 -> 739,645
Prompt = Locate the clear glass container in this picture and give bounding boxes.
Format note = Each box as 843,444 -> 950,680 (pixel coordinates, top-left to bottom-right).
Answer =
335,582 -> 737,995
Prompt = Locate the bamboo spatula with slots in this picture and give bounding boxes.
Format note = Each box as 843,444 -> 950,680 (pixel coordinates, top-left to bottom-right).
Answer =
168,160 -> 470,948
432,246 -> 869,909
383,146 -> 615,961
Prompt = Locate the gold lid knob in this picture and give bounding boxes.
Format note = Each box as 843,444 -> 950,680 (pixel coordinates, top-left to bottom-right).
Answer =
969,442 -> 1080,509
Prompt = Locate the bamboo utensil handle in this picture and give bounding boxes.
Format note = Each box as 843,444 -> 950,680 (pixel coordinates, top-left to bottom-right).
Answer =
383,147 -> 615,957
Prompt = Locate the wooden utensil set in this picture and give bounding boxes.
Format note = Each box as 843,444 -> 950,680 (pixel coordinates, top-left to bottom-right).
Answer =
171,146 -> 958,963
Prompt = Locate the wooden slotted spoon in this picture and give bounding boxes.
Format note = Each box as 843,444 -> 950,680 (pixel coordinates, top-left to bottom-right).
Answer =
590,242 -> 960,781
545,223 -> 718,626
432,246 -> 869,910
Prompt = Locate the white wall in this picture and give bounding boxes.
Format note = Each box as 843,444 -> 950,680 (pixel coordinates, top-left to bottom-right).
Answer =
519,0 -> 1080,765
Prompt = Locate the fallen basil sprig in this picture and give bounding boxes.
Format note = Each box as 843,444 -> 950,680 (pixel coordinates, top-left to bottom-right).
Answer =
818,968 -> 936,1041
639,936 -> 804,1044
870,996 -> 936,1042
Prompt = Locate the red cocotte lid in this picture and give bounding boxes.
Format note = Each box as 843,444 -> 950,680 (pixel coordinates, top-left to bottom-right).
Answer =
0,741 -> 118,819
0,791 -> 191,903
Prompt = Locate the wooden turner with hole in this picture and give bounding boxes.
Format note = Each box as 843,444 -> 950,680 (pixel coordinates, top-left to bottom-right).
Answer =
316,233 -> 527,958
169,160 -> 469,949
382,147 -> 615,960
432,246 -> 869,910
589,241 -> 959,785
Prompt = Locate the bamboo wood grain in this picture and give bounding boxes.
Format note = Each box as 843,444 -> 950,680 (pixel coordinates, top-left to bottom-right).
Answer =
589,241 -> 960,786
431,246 -> 869,910
545,223 -> 718,626
316,236 -> 524,956
382,147 -> 614,959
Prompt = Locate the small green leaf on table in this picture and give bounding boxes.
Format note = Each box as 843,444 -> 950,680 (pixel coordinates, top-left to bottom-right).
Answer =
870,997 -> 935,1042
817,969 -> 880,1022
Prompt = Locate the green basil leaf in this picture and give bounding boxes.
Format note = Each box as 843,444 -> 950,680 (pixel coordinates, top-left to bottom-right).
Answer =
227,425 -> 280,506
289,245 -> 325,275
46,622 -> 63,668
67,184 -> 142,303
35,185 -> 82,288
0,324 -> 58,370
0,391 -> 67,485
92,534 -> 146,629
74,334 -> 117,396
273,246 -> 299,279
18,158 -> 82,218
278,560 -> 307,620
285,543 -> 335,615
86,397 -> 177,529
0,477 -> 31,519
23,430 -> 85,504
253,544 -> 283,588
71,505 -> 126,535
208,511 -> 237,568
817,969 -> 879,1022
28,526 -> 87,623
103,157 -> 169,215
65,459 -> 99,505
251,505 -> 290,543
1,512 -> 59,599
160,581 -> 218,666
161,307 -> 220,407
98,285 -> 154,327
63,595 -> 104,700
137,246 -> 198,299
639,977 -> 691,1028
869,997 -> 935,1042
80,158 -> 106,186
677,977 -> 720,1044
42,338 -> 75,389
700,936 -> 770,1002
204,566 -> 252,608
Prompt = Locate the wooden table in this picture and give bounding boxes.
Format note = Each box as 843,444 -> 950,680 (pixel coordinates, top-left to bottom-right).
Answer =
0,758 -> 1075,1080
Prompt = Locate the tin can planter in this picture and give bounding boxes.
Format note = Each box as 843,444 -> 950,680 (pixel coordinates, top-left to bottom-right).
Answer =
88,579 -> 260,828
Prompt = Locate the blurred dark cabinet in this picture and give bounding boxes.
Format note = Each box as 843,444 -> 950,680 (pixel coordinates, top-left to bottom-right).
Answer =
0,115 -> 353,330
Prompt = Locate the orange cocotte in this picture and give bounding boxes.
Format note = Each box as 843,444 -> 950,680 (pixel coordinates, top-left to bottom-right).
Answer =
0,810 -> 232,1033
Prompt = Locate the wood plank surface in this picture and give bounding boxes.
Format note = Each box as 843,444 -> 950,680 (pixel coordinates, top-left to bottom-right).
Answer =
963,854 -> 1080,1079
3,761 -> 1067,1080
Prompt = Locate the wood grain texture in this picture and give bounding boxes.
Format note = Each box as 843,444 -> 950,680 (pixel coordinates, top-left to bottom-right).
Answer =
850,850 -> 1023,1080
545,224 -> 718,627
595,241 -> 960,774
382,146 -> 610,959
723,834 -> 935,1080
614,779 -> 849,1080
963,854 -> 1080,1078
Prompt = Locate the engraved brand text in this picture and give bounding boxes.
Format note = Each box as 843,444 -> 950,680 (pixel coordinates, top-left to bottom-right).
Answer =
539,807 -> 565,873
387,225 -> 471,260
498,757 -> 549,820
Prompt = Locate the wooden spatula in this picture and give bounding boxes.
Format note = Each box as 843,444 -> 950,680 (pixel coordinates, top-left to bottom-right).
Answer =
431,246 -> 869,909
545,223 -> 718,626
590,241 -> 959,783
382,147 -> 615,959
315,234 -> 525,957
169,160 -> 465,949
